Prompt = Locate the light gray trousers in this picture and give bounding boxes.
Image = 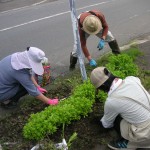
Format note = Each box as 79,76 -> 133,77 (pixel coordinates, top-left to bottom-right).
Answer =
72,29 -> 115,57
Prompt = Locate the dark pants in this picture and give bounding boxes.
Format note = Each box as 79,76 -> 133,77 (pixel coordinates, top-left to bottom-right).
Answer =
10,85 -> 28,103
114,115 -> 123,138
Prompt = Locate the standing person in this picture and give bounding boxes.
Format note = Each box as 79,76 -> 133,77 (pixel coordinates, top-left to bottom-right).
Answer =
70,10 -> 120,70
90,67 -> 150,149
0,47 -> 58,109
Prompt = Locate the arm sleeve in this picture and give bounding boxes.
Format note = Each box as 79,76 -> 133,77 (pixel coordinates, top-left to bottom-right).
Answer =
14,70 -> 41,97
79,27 -> 90,58
101,98 -> 119,128
126,76 -> 141,84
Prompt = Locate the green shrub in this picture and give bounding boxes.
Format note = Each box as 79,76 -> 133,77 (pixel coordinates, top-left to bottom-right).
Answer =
122,46 -> 142,61
96,90 -> 107,103
23,80 -> 95,140
106,54 -> 139,78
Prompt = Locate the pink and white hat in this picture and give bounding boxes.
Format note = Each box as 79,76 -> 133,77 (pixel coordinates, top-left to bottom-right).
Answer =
11,47 -> 46,75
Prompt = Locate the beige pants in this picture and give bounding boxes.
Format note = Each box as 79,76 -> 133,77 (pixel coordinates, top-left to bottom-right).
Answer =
121,119 -> 150,148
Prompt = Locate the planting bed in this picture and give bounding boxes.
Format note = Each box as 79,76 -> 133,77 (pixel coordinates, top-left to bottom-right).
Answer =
0,38 -> 150,150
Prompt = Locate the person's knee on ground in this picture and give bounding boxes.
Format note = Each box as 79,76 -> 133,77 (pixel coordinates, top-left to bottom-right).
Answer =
1,85 -> 28,109
69,53 -> 78,70
108,39 -> 121,54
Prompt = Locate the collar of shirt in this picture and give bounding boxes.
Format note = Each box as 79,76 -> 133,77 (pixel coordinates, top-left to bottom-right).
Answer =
108,78 -> 123,96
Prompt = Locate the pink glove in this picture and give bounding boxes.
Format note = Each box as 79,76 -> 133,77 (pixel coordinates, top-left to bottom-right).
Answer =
37,86 -> 47,94
47,99 -> 59,105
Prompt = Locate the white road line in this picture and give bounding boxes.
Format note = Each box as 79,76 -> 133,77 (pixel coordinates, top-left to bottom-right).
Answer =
0,0 -> 47,14
0,11 -> 69,32
129,14 -> 138,19
77,1 -> 110,11
32,0 -> 48,6
0,6 -> 30,14
0,1 -> 110,32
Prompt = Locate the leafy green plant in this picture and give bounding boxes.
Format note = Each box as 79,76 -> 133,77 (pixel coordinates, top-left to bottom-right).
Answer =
23,80 -> 95,140
106,54 -> 139,78
62,123 -> 77,149
96,90 -> 107,103
67,132 -> 77,148
122,46 -> 143,61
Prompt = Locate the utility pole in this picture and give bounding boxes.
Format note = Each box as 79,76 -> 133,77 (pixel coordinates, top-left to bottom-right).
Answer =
68,0 -> 87,81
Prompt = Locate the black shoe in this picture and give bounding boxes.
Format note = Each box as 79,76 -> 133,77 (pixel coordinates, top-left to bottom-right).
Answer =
69,64 -> 76,71
69,53 -> 77,71
0,101 -> 18,109
108,139 -> 128,149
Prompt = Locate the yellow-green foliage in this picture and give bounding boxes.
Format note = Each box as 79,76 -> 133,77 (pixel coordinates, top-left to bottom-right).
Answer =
23,80 -> 95,140
106,54 -> 139,79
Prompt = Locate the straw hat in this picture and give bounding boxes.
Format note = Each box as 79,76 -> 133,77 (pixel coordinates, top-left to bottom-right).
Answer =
82,15 -> 102,35
90,67 -> 109,88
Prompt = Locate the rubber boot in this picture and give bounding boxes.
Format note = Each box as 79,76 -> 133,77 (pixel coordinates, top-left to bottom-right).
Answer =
69,53 -> 77,71
108,40 -> 121,55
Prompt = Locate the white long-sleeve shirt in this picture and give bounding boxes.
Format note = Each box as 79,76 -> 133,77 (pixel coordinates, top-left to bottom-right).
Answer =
101,76 -> 150,128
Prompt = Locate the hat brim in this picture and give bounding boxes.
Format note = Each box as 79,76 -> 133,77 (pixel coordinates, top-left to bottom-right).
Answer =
29,59 -> 44,75
96,75 -> 108,88
90,67 -> 109,88
26,52 -> 44,75
83,15 -> 102,35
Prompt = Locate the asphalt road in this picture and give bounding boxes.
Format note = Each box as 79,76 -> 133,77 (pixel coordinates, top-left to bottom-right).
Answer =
0,0 -> 150,77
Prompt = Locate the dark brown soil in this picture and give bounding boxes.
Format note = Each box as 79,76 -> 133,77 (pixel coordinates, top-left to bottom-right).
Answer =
0,36 -> 150,150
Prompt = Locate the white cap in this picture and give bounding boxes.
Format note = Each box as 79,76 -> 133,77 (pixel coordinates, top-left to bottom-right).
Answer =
11,47 -> 46,75
26,47 -> 45,75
